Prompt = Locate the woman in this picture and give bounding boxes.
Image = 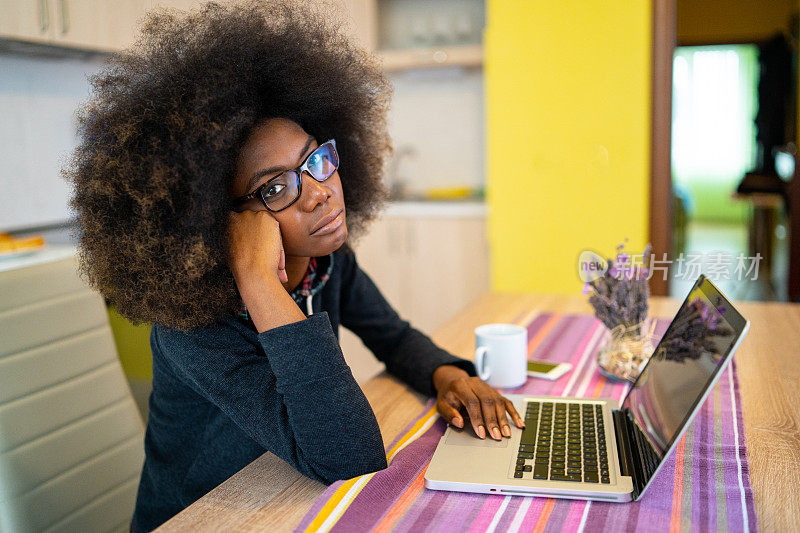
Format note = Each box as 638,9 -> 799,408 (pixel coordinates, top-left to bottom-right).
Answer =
65,1 -> 524,530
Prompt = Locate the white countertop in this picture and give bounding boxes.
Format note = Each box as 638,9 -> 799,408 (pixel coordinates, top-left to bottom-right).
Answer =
0,244 -> 77,273
382,200 -> 487,218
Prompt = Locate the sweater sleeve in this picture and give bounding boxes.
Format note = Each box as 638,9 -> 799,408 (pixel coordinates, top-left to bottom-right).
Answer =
153,312 -> 388,485
338,249 -> 477,397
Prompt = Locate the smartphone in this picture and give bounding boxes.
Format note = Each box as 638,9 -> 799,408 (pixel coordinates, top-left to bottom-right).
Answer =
527,360 -> 572,380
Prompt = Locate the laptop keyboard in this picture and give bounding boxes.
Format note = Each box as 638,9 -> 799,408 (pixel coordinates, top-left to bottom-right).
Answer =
513,401 -> 610,483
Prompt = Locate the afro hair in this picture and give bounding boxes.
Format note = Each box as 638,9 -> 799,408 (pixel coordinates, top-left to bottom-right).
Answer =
64,0 -> 393,332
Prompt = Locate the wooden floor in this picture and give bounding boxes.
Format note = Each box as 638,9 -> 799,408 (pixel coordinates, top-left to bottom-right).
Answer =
670,221 -> 790,302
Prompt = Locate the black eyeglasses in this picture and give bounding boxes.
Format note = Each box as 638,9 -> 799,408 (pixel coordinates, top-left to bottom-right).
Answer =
231,139 -> 339,212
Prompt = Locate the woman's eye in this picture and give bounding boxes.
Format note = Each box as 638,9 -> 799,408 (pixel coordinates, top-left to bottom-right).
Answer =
265,183 -> 285,197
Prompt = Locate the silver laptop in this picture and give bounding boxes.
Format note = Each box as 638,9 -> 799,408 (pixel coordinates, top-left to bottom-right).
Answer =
425,275 -> 749,502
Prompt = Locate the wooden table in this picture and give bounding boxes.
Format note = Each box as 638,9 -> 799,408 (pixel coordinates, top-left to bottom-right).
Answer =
158,293 -> 800,532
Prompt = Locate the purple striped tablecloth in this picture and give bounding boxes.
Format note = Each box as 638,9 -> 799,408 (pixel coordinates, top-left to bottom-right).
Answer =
296,312 -> 757,532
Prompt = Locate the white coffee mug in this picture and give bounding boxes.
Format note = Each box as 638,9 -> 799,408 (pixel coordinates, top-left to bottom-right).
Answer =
474,323 -> 528,388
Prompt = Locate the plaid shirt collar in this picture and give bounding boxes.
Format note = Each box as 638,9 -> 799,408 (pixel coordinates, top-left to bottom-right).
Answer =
238,253 -> 334,321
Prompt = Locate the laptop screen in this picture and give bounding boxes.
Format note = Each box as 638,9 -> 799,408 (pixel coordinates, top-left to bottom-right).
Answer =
621,276 -> 747,461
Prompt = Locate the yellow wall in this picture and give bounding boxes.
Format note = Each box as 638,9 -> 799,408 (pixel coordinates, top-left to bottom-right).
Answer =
485,1 -> 652,294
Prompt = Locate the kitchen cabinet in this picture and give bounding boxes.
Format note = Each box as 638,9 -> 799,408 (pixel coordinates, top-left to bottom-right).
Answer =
0,0 -> 51,45
330,0 -> 485,71
0,0 -> 376,54
0,0 -> 146,51
338,203 -> 489,383
50,0 -> 146,51
404,216 -> 489,331
375,0 -> 484,71
0,0 -> 482,69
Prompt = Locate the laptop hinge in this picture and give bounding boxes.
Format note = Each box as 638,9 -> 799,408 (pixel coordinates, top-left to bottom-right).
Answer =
612,409 -> 643,499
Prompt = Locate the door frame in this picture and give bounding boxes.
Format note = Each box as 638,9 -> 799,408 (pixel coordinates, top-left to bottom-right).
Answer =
649,0 -> 676,296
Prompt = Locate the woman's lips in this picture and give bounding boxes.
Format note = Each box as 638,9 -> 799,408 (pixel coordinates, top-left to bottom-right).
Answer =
310,209 -> 344,236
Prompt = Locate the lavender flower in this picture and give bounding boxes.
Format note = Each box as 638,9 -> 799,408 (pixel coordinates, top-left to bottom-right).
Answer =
585,240 -> 651,331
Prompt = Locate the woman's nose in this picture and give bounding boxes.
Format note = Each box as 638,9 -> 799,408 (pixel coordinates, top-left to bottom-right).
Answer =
300,173 -> 332,209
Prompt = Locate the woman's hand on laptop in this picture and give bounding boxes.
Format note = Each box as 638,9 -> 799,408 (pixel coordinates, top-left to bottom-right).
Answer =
432,365 -> 525,441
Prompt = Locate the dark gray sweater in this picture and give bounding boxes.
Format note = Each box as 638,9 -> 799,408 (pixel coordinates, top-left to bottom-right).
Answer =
131,246 -> 476,531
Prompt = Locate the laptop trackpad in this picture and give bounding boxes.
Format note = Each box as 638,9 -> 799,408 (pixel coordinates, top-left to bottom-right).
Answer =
445,425 -> 510,448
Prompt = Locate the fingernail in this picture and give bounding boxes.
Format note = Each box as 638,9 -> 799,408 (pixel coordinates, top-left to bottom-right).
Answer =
501,425 -> 511,437
477,425 -> 486,439
491,427 -> 501,440
452,417 -> 463,428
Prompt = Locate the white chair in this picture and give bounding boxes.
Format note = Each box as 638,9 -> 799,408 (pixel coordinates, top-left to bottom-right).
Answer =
0,246 -> 145,532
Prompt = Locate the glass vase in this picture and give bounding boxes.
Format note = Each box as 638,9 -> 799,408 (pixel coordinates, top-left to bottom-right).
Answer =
595,319 -> 655,382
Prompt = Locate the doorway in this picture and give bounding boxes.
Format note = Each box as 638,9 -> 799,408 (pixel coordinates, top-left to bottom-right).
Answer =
650,0 -> 799,302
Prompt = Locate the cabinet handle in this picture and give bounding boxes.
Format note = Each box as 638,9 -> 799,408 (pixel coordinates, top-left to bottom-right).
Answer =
59,0 -> 69,35
38,0 -> 48,33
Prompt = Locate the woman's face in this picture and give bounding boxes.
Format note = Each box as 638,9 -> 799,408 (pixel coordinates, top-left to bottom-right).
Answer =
231,118 -> 347,257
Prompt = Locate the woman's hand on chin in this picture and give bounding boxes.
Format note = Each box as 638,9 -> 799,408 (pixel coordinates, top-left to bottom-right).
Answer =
227,209 -> 287,285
